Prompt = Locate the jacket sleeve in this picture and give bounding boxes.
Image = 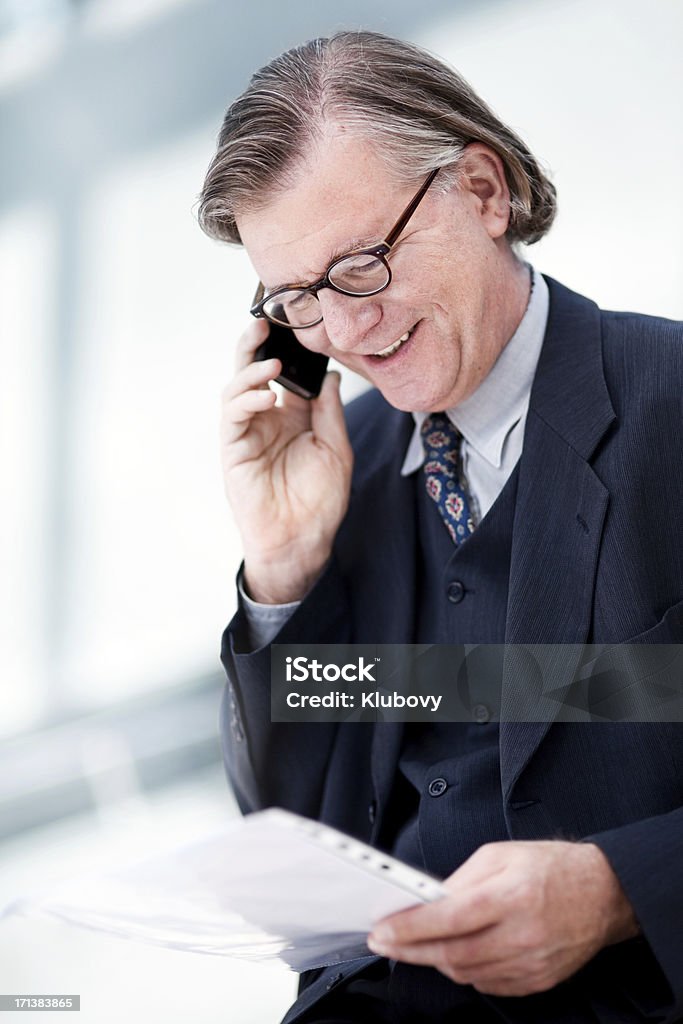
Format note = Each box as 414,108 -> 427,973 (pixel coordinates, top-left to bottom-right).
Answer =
218,554 -> 352,817
588,805 -> 683,1021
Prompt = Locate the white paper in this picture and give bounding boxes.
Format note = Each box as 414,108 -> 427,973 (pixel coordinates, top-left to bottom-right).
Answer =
1,809 -> 445,971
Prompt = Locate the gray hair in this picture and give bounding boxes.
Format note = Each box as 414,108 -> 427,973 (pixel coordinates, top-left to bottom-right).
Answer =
197,31 -> 556,246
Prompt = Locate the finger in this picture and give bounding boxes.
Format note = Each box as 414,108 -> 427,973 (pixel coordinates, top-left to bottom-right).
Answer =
369,843 -> 516,947
224,356 -> 281,399
220,391 -> 278,456
370,885 -> 499,946
221,388 -> 276,448
368,936 -> 462,970
369,937 -> 547,998
370,921 -> 514,971
220,361 -> 280,444
470,977 -> 550,998
228,388 -> 278,424
234,318 -> 271,372
366,932 -> 505,980
461,953 -> 557,998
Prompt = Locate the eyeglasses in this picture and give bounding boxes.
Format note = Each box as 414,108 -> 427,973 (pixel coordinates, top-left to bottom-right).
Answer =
250,168 -> 440,329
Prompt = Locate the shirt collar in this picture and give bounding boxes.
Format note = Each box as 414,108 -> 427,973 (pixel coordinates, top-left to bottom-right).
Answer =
401,266 -> 549,475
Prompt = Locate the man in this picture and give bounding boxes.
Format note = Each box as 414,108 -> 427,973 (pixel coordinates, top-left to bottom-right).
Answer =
198,31 -> 683,1023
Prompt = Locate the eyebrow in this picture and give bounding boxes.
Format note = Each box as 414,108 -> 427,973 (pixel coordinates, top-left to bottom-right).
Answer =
266,235 -> 377,294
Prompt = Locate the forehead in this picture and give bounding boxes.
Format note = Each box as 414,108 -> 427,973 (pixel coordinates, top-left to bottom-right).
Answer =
236,132 -> 402,288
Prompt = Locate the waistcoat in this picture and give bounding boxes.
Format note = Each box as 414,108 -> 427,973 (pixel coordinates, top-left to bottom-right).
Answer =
390,462 -> 520,877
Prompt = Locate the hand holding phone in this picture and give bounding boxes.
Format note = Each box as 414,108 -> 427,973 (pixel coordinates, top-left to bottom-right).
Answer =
255,321 -> 329,399
219,316 -> 353,604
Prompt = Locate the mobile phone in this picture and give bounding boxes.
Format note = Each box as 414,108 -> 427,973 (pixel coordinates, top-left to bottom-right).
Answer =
255,321 -> 329,400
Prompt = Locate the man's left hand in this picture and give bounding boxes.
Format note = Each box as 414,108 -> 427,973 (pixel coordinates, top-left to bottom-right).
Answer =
367,841 -> 639,997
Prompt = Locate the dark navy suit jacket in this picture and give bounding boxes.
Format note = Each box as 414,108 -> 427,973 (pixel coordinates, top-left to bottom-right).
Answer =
221,278 -> 683,1022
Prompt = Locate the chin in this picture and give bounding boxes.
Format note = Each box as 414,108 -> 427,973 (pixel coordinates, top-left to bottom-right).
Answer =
377,385 -> 444,414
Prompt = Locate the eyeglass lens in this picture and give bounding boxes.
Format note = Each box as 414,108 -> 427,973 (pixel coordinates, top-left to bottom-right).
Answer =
263,253 -> 390,327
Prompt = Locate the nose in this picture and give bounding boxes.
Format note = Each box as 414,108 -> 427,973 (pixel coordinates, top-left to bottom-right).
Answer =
316,288 -> 382,353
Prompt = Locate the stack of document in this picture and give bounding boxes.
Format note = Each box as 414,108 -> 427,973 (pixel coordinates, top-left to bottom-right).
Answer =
1,809 -> 445,971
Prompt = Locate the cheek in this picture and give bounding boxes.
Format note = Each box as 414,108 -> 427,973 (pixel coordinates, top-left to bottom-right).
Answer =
293,326 -> 329,353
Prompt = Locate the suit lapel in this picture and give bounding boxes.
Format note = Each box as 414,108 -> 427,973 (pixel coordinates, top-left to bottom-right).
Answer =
500,277 -> 615,798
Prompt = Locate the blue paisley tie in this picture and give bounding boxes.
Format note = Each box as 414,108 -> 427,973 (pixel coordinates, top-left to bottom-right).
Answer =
421,413 -> 476,545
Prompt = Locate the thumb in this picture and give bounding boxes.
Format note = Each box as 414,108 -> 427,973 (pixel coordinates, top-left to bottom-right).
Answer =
310,371 -> 351,457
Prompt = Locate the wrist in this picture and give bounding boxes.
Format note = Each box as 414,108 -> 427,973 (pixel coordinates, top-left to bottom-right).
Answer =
584,843 -> 640,946
243,551 -> 331,604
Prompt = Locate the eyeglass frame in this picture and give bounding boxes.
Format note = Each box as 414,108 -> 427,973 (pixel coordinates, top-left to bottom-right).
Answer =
250,167 -> 440,328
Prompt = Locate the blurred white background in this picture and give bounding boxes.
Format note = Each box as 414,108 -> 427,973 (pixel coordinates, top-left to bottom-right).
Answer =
0,0 -> 681,1021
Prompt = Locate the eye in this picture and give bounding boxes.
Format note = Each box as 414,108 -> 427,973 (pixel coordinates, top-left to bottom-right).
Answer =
339,254 -> 380,275
288,291 -> 316,309
265,289 -> 314,319
329,254 -> 388,293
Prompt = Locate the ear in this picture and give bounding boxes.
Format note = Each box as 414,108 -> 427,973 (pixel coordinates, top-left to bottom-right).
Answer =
457,143 -> 511,240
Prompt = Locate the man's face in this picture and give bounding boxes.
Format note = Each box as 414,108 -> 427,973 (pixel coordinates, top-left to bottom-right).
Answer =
237,131 -> 519,412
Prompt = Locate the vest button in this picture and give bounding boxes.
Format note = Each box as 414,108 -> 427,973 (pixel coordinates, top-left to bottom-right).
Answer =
368,800 -> 377,825
472,703 -> 491,724
428,777 -> 448,797
446,580 -> 465,604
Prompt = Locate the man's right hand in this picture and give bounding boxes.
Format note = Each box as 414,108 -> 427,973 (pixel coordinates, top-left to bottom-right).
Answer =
220,320 -> 354,604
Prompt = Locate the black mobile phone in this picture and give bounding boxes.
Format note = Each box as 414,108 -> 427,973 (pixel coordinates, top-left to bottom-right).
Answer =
255,321 -> 329,400
251,281 -> 329,399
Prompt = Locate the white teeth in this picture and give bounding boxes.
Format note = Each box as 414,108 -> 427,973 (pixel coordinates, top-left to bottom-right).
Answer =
375,328 -> 414,358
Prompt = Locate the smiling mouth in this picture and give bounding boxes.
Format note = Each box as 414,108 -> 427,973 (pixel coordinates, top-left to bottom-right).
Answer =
372,324 -> 417,359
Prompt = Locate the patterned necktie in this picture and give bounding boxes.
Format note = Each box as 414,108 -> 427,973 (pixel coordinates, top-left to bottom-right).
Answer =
421,412 -> 476,544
